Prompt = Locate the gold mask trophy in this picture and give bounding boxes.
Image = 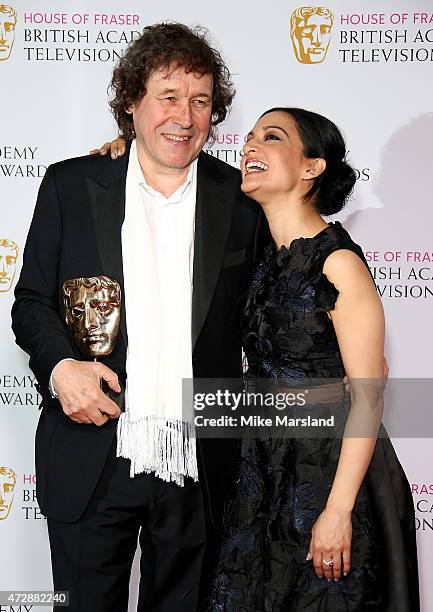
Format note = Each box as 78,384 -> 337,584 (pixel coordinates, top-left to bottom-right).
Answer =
63,276 -> 124,408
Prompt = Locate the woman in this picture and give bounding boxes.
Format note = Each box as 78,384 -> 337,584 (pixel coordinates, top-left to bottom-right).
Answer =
96,108 -> 418,611
201,108 -> 418,611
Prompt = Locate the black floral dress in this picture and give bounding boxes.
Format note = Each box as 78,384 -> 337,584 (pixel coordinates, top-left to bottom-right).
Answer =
202,222 -> 419,612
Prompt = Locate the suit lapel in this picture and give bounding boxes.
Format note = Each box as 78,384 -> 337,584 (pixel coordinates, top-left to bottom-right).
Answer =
86,143 -> 131,346
192,153 -> 237,351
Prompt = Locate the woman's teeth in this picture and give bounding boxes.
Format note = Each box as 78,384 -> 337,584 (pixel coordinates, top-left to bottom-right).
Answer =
245,160 -> 269,173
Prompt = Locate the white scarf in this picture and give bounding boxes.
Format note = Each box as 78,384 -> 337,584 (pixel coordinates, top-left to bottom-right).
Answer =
117,140 -> 198,486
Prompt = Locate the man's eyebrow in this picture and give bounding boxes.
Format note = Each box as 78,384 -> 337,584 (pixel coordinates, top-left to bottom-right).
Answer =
157,87 -> 178,95
157,87 -> 211,98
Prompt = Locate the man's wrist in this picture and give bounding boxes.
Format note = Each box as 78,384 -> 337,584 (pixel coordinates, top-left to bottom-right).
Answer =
49,358 -> 76,397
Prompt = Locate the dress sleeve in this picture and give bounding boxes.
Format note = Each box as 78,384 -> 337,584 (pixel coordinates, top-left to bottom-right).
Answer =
311,272 -> 339,312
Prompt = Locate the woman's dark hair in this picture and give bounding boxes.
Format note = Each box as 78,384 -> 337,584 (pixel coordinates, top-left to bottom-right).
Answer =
260,107 -> 356,215
109,22 -> 235,140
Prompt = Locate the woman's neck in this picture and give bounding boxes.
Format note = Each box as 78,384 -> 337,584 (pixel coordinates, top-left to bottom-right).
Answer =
261,196 -> 328,250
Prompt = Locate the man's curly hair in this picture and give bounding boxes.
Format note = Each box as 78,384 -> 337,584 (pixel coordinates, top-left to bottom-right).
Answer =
109,22 -> 235,140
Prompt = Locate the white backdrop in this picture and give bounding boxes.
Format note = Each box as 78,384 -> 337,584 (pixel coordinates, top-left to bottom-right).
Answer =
1,1 -> 432,610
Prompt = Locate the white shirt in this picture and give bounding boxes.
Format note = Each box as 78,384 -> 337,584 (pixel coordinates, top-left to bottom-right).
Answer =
131,151 -> 197,422
117,140 -> 198,482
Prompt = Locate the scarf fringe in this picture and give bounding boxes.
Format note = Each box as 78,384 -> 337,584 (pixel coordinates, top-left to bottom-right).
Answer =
116,413 -> 198,486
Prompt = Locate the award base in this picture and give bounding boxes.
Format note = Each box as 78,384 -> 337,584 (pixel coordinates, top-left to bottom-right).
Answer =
100,369 -> 126,412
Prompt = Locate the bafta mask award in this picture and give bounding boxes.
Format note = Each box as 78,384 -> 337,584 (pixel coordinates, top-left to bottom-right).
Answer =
63,276 -> 124,408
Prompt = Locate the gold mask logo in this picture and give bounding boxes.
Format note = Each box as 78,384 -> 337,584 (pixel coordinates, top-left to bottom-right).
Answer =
0,238 -> 18,292
0,4 -> 17,61
290,6 -> 334,64
0,466 -> 17,520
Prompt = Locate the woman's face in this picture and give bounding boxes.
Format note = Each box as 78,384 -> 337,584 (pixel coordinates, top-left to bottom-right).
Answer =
241,111 -> 309,201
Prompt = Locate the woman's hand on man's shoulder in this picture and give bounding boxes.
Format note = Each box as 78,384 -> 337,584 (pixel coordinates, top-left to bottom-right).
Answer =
90,138 -> 126,159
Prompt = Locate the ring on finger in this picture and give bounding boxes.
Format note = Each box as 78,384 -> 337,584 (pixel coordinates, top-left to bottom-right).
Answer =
322,558 -> 334,567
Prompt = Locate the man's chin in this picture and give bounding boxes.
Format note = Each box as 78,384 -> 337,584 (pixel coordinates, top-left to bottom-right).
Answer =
162,152 -> 200,170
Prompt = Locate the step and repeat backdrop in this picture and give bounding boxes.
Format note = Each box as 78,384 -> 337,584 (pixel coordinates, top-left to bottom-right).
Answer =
1,0 -> 432,610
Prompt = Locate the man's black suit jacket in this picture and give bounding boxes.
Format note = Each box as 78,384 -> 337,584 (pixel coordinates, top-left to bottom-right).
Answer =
12,144 -> 268,525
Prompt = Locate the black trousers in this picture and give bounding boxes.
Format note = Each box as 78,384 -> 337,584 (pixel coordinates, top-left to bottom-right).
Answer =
47,439 -> 206,612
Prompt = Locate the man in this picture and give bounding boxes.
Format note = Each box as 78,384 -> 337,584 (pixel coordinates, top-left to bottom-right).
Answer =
12,23 -> 267,612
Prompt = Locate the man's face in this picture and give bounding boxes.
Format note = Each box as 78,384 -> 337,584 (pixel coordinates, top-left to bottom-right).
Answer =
0,470 -> 15,521
129,65 -> 213,180
0,241 -> 18,292
292,13 -> 332,64
0,7 -> 16,61
66,284 -> 121,357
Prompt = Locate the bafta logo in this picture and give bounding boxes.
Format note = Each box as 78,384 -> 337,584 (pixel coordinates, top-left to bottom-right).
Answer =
63,276 -> 121,358
0,466 -> 16,521
0,238 -> 18,292
0,5 -> 17,62
290,7 -> 334,64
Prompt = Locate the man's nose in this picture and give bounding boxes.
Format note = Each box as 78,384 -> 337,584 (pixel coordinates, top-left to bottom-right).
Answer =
173,101 -> 193,128
0,259 -> 7,276
0,25 -> 6,45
